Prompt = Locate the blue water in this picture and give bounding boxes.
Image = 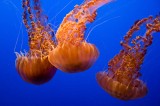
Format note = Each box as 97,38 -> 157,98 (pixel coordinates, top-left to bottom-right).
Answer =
0,0 -> 160,106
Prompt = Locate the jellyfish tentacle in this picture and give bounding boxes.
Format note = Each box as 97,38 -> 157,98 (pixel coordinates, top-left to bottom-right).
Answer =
22,0 -> 31,29
33,0 -> 42,21
22,0 -> 35,30
33,0 -> 48,26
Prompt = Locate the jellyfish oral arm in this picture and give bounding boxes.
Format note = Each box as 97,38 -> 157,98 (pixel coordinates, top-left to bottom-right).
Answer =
63,0 -> 112,23
56,0 -> 113,44
87,0 -> 113,14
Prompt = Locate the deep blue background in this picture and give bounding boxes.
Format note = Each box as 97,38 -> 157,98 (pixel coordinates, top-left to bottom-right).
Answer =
0,0 -> 160,106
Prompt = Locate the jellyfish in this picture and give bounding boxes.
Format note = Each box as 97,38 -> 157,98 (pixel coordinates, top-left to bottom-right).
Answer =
96,16 -> 160,100
15,0 -> 57,85
48,0 -> 112,73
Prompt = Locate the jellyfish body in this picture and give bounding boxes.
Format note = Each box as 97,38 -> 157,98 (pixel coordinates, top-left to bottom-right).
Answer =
49,42 -> 99,73
15,0 -> 56,85
96,71 -> 147,100
48,0 -> 112,73
96,16 -> 160,100
16,54 -> 56,85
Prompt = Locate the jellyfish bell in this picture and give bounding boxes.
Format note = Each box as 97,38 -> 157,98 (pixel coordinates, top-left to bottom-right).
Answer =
48,41 -> 99,73
96,71 -> 147,100
15,52 -> 56,85
48,0 -> 112,73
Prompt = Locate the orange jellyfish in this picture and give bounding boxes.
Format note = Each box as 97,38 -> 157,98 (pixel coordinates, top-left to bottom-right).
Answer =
96,16 -> 160,100
48,0 -> 112,73
15,0 -> 56,85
